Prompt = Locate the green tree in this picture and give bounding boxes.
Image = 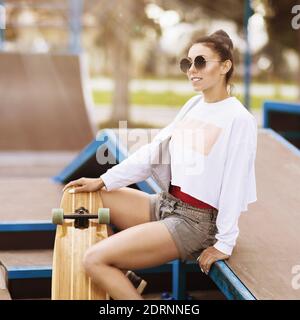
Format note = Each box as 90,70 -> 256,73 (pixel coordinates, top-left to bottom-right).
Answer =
262,0 -> 300,95
88,0 -> 160,125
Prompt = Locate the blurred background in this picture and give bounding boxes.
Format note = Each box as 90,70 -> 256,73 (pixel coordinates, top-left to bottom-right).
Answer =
1,0 -> 299,130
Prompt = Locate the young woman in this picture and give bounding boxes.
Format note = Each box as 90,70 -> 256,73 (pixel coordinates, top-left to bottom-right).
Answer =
63,30 -> 257,300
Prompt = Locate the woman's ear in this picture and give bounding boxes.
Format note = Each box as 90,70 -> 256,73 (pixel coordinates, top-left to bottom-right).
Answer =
220,60 -> 232,75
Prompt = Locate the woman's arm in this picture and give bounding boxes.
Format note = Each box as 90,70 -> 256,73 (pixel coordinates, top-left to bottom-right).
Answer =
198,115 -> 257,274
100,138 -> 160,191
214,115 -> 257,255
214,140 -> 257,255
100,95 -> 201,191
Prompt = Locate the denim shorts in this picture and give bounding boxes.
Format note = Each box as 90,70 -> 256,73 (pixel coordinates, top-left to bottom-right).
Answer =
149,191 -> 218,262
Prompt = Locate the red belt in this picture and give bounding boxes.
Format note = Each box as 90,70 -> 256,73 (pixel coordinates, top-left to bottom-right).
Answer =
169,184 -> 216,210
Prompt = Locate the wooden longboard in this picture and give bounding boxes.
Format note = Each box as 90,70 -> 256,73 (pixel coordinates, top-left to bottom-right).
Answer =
51,188 -> 109,300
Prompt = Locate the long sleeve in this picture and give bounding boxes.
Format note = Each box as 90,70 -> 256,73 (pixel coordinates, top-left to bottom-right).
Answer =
213,116 -> 257,255
100,118 -> 177,191
100,137 -> 158,191
100,95 -> 201,191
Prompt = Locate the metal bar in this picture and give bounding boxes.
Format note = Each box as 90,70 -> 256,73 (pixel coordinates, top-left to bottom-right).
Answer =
69,0 -> 82,54
0,0 -> 5,50
264,128 -> 300,156
209,261 -> 255,300
64,214 -> 98,219
243,0 -> 252,109
0,221 -> 55,232
53,138 -> 107,183
7,266 -> 52,280
263,100 -> 300,115
172,259 -> 186,300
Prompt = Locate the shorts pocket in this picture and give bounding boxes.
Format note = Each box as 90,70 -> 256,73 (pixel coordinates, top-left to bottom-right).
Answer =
190,219 -> 211,231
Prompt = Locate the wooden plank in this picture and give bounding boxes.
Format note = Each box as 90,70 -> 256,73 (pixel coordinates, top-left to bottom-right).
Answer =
225,129 -> 300,299
0,250 -> 53,268
0,151 -> 75,178
0,178 -> 62,222
0,52 -> 95,151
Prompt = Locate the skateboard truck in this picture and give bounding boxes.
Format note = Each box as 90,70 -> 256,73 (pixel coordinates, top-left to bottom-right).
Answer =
74,207 -> 92,229
52,206 -> 110,228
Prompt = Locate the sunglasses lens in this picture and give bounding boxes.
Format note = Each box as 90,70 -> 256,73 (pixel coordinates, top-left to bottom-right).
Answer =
180,58 -> 191,73
180,56 -> 206,73
194,56 -> 206,69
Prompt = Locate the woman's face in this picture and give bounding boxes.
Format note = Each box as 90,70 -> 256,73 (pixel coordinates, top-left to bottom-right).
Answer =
186,43 -> 226,92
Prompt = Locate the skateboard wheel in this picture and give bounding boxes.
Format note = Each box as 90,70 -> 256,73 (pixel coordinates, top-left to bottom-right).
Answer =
52,208 -> 64,225
98,208 -> 110,224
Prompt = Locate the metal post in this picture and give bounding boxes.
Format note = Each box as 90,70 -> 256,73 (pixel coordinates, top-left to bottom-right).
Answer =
0,0 -> 5,51
172,259 -> 186,300
69,0 -> 82,54
243,0 -> 252,109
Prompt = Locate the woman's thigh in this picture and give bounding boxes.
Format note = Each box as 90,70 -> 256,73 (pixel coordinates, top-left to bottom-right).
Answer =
99,187 -> 154,230
85,221 -> 180,270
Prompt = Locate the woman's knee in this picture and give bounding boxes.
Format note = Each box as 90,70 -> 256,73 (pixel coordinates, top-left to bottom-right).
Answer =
82,244 -> 109,275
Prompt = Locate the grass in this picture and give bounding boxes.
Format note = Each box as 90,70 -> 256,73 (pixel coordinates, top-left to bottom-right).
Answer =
93,90 -> 194,108
98,119 -> 162,129
93,90 -> 297,110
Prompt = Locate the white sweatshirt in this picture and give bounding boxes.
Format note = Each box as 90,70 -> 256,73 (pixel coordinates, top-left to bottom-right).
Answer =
100,95 -> 258,256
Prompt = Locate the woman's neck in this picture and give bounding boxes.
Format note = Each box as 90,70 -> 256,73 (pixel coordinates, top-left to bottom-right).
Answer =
202,84 -> 230,103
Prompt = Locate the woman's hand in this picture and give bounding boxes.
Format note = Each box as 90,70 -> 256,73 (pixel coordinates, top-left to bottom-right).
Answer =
197,246 -> 230,275
62,177 -> 105,193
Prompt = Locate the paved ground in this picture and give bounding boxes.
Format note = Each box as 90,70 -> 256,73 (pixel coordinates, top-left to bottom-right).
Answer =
93,104 -> 263,128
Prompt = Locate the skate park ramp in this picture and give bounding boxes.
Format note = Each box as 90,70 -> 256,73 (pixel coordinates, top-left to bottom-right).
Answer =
224,129 -> 300,299
0,52 -> 96,151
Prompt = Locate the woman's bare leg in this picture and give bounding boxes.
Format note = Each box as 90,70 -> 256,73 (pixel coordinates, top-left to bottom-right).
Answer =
82,186 -> 181,299
99,187 -> 153,229
97,186 -> 153,280
83,221 -> 180,300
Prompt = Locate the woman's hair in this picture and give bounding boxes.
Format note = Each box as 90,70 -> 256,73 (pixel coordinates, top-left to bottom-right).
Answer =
191,30 -> 234,85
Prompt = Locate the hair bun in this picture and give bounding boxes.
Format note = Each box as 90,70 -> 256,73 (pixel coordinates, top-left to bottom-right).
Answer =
210,29 -> 233,50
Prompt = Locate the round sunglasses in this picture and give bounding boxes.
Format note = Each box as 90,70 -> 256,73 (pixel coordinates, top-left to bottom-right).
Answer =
179,55 -> 221,73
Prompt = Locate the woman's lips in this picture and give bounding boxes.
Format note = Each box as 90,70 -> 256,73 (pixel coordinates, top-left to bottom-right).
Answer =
191,77 -> 203,83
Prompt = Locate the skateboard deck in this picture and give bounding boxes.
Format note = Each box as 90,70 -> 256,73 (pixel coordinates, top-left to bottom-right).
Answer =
51,188 -> 110,300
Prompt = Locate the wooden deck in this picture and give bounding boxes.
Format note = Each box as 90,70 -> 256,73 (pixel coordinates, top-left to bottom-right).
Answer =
0,52 -> 95,151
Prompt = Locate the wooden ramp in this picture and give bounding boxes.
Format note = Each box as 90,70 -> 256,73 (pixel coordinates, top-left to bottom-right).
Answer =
0,178 -> 63,222
0,151 -> 75,178
0,250 -> 52,300
0,151 -> 75,223
0,52 -> 95,151
223,129 -> 300,299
